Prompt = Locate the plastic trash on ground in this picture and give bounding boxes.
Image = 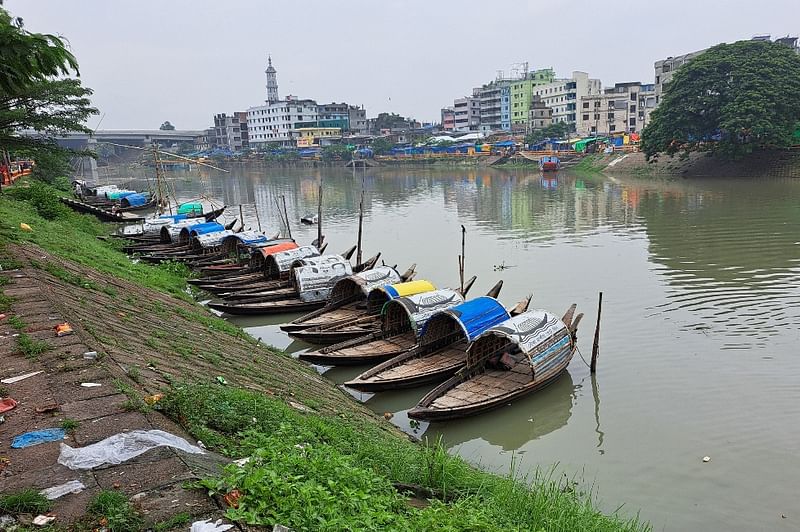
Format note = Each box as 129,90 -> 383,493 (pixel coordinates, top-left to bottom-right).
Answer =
19,223 -> 32,232
32,514 -> 56,526
40,480 -> 85,500
11,428 -> 66,449
0,397 -> 18,413
80,382 -> 102,388
55,323 -> 73,337
190,519 -> 234,532
58,429 -> 204,470
1,370 -> 43,384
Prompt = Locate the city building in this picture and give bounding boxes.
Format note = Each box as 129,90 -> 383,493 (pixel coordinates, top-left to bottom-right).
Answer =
440,107 -> 455,131
533,71 -> 602,132
527,95 -> 552,131
246,57 -> 319,147
578,82 -> 656,136
212,112 -> 249,151
293,127 -> 342,147
510,68 -> 556,132
453,94 -> 481,132
348,105 -> 367,134
654,49 -> 706,103
316,103 -> 350,130
477,80 -> 512,132
194,128 -> 214,151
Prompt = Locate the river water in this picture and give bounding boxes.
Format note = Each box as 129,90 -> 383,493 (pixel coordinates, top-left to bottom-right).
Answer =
124,165 -> 800,531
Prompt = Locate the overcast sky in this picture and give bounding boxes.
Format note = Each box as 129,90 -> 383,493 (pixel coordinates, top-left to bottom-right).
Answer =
9,0 -> 798,130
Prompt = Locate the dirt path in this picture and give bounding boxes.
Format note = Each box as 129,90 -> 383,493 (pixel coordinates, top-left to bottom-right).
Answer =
0,242 -> 392,528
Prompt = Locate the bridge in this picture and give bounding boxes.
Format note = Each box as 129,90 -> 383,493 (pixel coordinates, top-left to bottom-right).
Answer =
46,129 -> 205,151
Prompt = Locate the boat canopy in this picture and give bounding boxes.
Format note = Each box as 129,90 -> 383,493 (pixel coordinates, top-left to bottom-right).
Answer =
178,221 -> 224,245
161,218 -> 207,243
328,266 -> 401,306
219,231 -> 271,254
381,280 -> 436,299
381,288 -> 464,337
194,229 -> 234,250
120,193 -> 149,208
367,279 -> 436,313
465,309 -> 572,370
248,241 -> 299,270
293,256 -> 354,303
419,296 -> 510,345
177,202 -> 203,216
105,190 -> 138,200
264,245 -> 319,278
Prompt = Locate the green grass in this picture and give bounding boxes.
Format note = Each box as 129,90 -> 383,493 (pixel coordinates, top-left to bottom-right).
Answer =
7,314 -> 26,330
61,418 -> 80,432
153,512 -> 191,532
16,333 -> 51,359
86,490 -> 143,532
0,292 -> 14,312
0,488 -> 51,514
164,384 -> 649,532
0,182 -> 192,300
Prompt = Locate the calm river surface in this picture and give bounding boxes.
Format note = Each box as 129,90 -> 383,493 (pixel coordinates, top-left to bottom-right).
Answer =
124,165 -> 800,531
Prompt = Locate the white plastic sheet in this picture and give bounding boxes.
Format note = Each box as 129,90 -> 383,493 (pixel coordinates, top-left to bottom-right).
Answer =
58,429 -> 204,470
40,480 -> 86,500
190,518 -> 234,532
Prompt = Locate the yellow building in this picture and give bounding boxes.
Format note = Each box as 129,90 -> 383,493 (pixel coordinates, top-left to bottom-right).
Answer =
294,127 -> 342,147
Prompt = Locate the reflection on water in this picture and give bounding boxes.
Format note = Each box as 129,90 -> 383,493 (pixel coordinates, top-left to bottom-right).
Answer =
115,165 -> 800,531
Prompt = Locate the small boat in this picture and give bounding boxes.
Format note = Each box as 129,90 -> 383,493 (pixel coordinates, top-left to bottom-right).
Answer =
281,266 -> 420,334
298,277 -> 484,367
60,197 -> 145,223
344,293 -> 531,392
300,214 -> 318,225
408,305 -> 582,421
207,252 -> 380,315
539,155 -> 560,172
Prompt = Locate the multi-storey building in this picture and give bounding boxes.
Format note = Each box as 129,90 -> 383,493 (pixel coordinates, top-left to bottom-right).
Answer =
510,68 -> 556,132
533,71 -> 602,132
653,50 -> 706,104
440,107 -> 455,131
578,82 -> 656,136
528,95 -> 552,131
246,57 -> 319,147
453,94 -> 481,132
316,103 -> 350,130
212,112 -> 249,151
348,105 -> 367,134
477,81 -> 511,132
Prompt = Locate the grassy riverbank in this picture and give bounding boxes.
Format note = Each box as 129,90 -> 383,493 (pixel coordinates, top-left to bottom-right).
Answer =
0,181 -> 649,531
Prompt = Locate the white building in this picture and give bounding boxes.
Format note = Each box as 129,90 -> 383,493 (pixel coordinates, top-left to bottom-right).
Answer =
578,82 -> 657,136
453,94 -> 481,132
246,56 -> 319,147
532,71 -> 601,131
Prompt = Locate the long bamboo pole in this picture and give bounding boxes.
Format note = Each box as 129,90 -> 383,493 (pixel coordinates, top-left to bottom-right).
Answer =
356,181 -> 365,265
282,195 -> 292,240
317,184 -> 323,249
459,225 -> 466,293
591,291 -> 603,373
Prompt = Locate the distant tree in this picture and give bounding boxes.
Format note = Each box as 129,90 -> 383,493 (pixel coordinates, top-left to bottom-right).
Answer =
369,137 -> 394,155
371,113 -> 409,132
642,40 -> 800,159
321,144 -> 352,161
160,121 -> 176,130
524,122 -> 570,145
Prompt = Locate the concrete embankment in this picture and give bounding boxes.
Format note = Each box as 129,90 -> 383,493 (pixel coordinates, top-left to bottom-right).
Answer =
579,150 -> 800,178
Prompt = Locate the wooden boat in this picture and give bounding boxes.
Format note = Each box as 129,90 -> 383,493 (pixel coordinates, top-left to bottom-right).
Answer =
281,266 -> 420,334
119,193 -> 156,212
539,155 -> 561,172
188,242 -> 336,291
214,251 -> 377,302
207,252 -> 380,315
60,197 -> 145,223
344,293 -> 531,392
408,306 -> 582,421
298,277 -> 486,367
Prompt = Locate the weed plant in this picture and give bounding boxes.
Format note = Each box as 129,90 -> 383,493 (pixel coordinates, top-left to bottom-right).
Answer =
0,489 -> 51,514
86,490 -> 143,532
17,333 -> 50,359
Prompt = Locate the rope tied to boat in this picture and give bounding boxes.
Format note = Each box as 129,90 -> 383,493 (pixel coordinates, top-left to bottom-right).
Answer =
575,346 -> 591,369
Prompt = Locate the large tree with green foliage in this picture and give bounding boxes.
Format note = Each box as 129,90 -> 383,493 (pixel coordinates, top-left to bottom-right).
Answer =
524,122 -> 572,145
0,3 -> 97,167
641,40 -> 800,158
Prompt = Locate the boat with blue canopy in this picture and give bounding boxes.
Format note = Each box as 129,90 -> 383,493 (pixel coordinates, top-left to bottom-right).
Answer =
409,305 -> 582,421
344,292 -> 531,392
299,278 -> 487,367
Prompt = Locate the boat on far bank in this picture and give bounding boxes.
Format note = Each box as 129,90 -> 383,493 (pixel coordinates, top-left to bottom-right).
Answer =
539,155 -> 561,172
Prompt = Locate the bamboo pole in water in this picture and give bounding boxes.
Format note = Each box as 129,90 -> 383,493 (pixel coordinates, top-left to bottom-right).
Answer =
282,195 -> 292,240
253,203 -> 262,233
239,204 -> 244,231
317,184 -> 323,249
459,225 -> 466,294
356,182 -> 365,265
591,291 -> 603,373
